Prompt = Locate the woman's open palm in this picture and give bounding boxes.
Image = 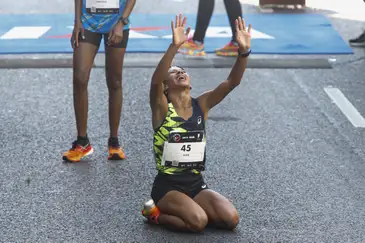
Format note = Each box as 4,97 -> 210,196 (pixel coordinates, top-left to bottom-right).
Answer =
235,16 -> 252,51
171,14 -> 191,47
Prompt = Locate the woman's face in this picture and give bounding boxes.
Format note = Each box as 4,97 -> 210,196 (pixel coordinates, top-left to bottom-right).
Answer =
165,66 -> 191,90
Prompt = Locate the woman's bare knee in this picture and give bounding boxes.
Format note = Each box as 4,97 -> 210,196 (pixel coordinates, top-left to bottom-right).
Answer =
106,75 -> 122,91
194,190 -> 239,230
73,69 -> 90,91
72,43 -> 98,91
105,47 -> 125,91
157,190 -> 208,232
222,209 -> 239,230
185,210 -> 208,232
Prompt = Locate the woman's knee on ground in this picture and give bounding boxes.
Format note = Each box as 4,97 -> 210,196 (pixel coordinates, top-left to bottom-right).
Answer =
217,207 -> 239,230
156,190 -> 209,232
185,209 -> 208,232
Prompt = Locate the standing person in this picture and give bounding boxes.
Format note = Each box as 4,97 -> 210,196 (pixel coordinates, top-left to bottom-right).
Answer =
178,0 -> 243,57
142,14 -> 252,232
62,0 -> 136,163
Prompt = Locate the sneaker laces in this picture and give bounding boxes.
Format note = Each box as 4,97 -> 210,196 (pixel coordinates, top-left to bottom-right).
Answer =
70,141 -> 78,150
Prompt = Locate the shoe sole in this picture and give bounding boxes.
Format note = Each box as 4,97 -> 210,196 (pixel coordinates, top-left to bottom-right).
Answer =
349,42 -> 365,47
62,148 -> 94,163
215,51 -> 238,57
178,49 -> 206,56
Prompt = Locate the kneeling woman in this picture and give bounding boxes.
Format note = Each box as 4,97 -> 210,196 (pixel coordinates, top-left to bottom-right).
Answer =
142,14 -> 252,232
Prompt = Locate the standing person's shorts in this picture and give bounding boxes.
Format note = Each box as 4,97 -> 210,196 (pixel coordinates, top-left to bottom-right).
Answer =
79,29 -> 130,48
151,171 -> 209,205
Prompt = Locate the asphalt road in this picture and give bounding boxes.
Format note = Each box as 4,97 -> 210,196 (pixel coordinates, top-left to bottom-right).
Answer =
1,0 -> 365,242
1,61 -> 365,242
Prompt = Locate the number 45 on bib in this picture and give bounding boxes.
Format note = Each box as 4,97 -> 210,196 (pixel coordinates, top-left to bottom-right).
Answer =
162,131 -> 206,169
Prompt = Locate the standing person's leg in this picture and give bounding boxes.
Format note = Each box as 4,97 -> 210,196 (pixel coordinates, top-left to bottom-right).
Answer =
63,30 -> 101,163
103,29 -> 129,160
349,30 -> 365,47
192,0 -> 215,43
178,0 -> 215,56
224,0 -> 243,43
216,0 -> 243,56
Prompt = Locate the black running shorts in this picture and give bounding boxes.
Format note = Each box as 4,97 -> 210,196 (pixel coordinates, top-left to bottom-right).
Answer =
78,29 -> 129,48
151,172 -> 209,205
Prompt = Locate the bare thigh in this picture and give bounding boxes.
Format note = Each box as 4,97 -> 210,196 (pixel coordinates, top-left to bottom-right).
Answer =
194,189 -> 239,230
73,42 -> 99,86
157,190 -> 209,232
104,29 -> 129,83
104,46 -> 126,87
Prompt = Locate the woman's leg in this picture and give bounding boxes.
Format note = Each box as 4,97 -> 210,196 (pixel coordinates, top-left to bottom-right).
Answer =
178,0 -> 214,56
223,0 -> 243,42
103,29 -> 129,160
62,30 -> 101,162
192,0 -> 215,43
151,190 -> 209,232
193,189 -> 239,230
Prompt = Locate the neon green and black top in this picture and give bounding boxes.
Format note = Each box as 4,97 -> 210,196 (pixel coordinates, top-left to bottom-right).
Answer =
153,98 -> 207,175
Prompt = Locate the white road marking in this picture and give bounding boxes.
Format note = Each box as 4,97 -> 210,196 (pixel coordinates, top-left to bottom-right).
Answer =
0,26 -> 51,39
324,87 -> 365,128
129,30 -> 158,38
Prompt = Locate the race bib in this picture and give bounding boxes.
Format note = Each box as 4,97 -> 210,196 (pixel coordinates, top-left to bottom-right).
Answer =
86,0 -> 119,14
162,131 -> 206,169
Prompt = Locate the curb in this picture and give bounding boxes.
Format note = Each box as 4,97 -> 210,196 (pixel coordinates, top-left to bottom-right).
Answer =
0,53 -> 333,69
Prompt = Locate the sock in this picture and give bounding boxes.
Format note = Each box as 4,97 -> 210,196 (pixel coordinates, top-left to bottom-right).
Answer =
108,137 -> 119,147
77,136 -> 89,146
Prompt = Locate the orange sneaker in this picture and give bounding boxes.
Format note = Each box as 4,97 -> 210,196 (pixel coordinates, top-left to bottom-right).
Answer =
178,38 -> 206,56
108,137 -> 126,160
62,141 -> 94,162
142,201 -> 160,225
215,41 -> 239,57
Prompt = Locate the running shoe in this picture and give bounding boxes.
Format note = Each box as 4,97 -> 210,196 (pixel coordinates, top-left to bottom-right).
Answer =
142,206 -> 160,224
178,38 -> 206,56
349,32 -> 365,47
108,137 -> 126,160
62,140 -> 94,162
215,41 -> 239,56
